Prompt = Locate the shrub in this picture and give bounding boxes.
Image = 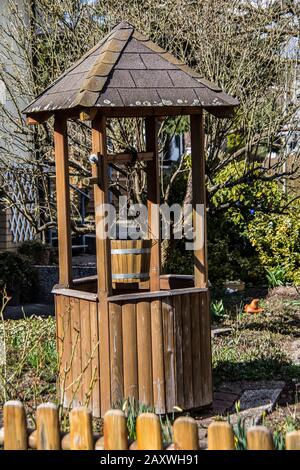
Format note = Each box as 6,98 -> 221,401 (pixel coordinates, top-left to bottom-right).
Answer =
0,251 -> 37,302
17,240 -> 57,265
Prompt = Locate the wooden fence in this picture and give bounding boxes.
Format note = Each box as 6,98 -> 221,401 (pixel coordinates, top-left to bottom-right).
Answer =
1,400 -> 300,450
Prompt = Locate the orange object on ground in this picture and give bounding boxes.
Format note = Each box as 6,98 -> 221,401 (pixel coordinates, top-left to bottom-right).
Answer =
244,299 -> 263,314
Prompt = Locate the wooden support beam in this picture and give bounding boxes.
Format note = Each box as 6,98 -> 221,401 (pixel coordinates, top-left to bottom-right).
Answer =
107,152 -> 154,164
190,112 -> 208,288
54,115 -> 72,287
92,115 -> 112,415
92,116 -> 112,296
145,116 -> 160,291
26,112 -> 52,125
79,108 -> 98,122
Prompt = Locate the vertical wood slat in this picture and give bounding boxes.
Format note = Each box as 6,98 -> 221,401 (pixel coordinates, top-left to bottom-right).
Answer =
181,294 -> 194,409
136,413 -> 163,450
286,431 -> 300,450
69,407 -> 93,450
247,426 -> 274,450
122,302 -> 138,400
173,417 -> 199,450
191,293 -> 202,407
174,295 -> 184,408
145,116 -> 160,291
109,302 -> 124,406
58,295 -> 72,408
54,115 -> 72,287
162,297 -> 175,413
151,299 -> 166,413
207,422 -> 235,450
80,299 -> 92,409
3,401 -> 27,450
190,112 -> 208,288
55,295 -> 64,402
70,297 -> 82,407
104,410 -> 128,450
90,301 -> 101,417
36,403 -> 61,450
137,301 -> 153,406
200,290 -> 213,405
92,115 -> 111,416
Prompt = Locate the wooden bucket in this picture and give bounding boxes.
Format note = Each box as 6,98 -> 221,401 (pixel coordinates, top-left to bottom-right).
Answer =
111,240 -> 152,283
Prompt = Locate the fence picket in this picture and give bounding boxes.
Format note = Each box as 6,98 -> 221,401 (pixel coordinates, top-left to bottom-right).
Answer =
207,421 -> 235,450
136,413 -> 163,450
2,399 -> 300,451
70,406 -> 94,450
3,400 -> 27,450
173,416 -> 199,450
247,426 -> 274,450
286,430 -> 300,450
104,410 -> 128,450
36,403 -> 61,450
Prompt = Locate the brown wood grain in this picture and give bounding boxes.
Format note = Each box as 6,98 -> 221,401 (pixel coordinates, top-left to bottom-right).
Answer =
70,296 -> 82,407
181,294 -> 194,409
145,116 -> 160,291
92,115 -> 111,415
162,297 -> 176,413
191,293 -> 202,407
136,301 -> 153,406
90,301 -> 101,417
109,302 -> 124,406
122,302 -> 138,400
3,401 -> 27,450
36,403 -> 61,450
53,115 -> 72,287
150,299 -> 166,413
80,299 -> 92,409
173,295 -> 184,408
190,112 -> 208,289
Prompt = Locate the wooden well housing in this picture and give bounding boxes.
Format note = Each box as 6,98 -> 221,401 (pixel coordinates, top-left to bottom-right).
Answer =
23,21 -> 238,417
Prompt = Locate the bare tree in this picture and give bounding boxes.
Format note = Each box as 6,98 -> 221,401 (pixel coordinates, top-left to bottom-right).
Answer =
0,0 -> 299,245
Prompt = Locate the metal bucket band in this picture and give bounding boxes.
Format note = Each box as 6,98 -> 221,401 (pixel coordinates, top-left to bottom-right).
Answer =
112,273 -> 150,280
111,248 -> 151,255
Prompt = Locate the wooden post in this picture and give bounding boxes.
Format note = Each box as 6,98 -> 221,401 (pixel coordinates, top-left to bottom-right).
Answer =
173,416 -> 199,450
92,114 -> 112,415
207,421 -> 235,450
145,117 -> 165,413
145,116 -> 160,291
91,115 -> 112,297
54,115 -> 72,287
3,400 -> 27,450
36,403 -> 61,450
104,410 -> 128,450
190,112 -> 208,288
136,413 -> 163,450
69,407 -> 94,450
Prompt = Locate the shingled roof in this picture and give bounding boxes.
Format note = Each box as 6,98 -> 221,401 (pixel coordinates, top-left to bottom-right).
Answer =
23,21 -> 239,117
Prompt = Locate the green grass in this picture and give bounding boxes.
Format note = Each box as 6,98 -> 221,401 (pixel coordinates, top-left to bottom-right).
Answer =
212,290 -> 300,384
0,316 -> 57,405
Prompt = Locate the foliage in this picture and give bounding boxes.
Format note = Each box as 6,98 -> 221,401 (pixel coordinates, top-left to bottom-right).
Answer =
116,397 -> 173,444
248,208 -> 300,285
229,401 -> 247,450
0,251 -> 37,302
211,299 -> 228,323
0,309 -> 57,403
17,240 -> 57,265
266,267 -> 286,288
208,161 -> 300,285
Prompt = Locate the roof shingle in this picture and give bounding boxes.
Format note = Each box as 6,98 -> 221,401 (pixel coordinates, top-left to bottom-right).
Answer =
23,21 -> 239,116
